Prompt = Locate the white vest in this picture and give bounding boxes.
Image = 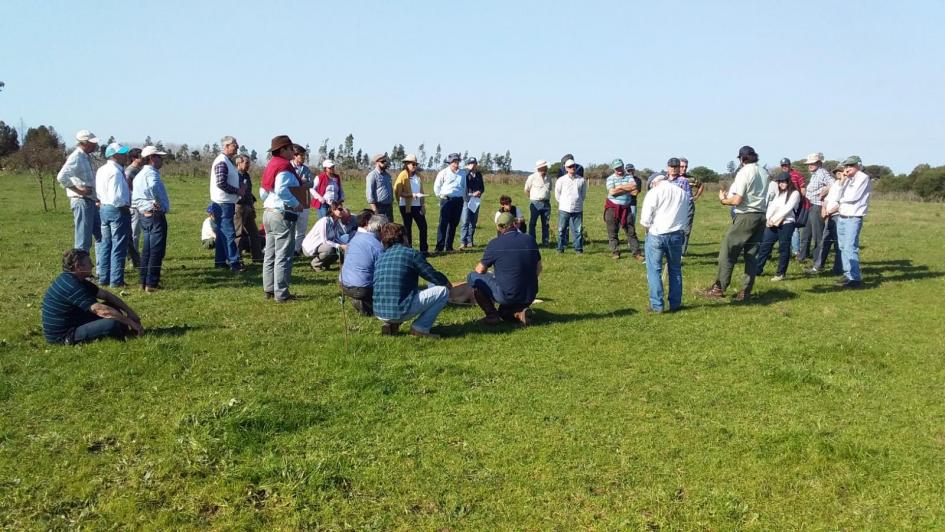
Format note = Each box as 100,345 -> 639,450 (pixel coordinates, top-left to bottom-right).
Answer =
209,154 -> 240,204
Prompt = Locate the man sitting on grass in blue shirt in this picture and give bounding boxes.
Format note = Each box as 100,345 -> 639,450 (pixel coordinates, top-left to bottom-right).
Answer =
41,249 -> 143,345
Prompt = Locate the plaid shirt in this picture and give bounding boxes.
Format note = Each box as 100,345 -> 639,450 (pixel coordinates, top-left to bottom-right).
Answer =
372,244 -> 449,320
213,160 -> 239,194
806,168 -> 832,206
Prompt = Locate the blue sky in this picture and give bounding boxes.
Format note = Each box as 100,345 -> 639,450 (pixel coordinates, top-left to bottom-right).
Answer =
2,0 -> 944,173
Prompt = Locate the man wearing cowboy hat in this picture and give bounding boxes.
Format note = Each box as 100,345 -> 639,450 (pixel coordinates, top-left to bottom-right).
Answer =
433,153 -> 467,253
260,135 -> 304,302
834,156 -> 871,288
366,153 -> 395,221
800,152 -> 831,270
57,129 -> 102,252
524,160 -> 553,246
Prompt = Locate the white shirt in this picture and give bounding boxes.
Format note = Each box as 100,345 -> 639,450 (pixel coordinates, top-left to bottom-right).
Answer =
95,160 -> 130,207
400,175 -> 422,207
201,217 -> 216,240
302,216 -> 345,256
524,171 -> 552,201
765,190 -> 800,225
433,167 -> 465,199
554,174 -> 587,212
823,182 -> 841,215
639,181 -> 689,235
56,147 -> 96,199
837,170 -> 871,217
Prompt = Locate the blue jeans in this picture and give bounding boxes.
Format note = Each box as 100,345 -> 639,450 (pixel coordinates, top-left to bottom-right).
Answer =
96,205 -> 130,286
66,318 -> 130,345
378,285 -> 449,333
645,231 -> 684,311
557,210 -> 583,253
460,204 -> 480,246
529,200 -> 551,245
71,197 -> 101,251
316,205 -> 329,220
435,197 -> 463,251
836,216 -> 863,281
262,210 -> 297,300
139,211 -> 168,288
466,271 -> 509,305
210,202 -> 241,269
755,222 -> 796,277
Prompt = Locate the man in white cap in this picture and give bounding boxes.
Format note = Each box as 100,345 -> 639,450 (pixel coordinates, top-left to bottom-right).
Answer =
56,130 -> 101,252
312,158 -> 345,220
95,142 -> 132,287
132,146 -> 171,292
524,160 -> 553,246
554,159 -> 587,254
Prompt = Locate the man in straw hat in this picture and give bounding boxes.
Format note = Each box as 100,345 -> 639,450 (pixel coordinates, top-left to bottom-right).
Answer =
524,159 -> 553,246
800,152 -> 831,271
57,129 -> 101,252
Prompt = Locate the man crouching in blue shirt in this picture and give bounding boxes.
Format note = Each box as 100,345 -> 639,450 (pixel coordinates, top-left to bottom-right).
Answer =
41,249 -> 143,344
467,212 -> 542,326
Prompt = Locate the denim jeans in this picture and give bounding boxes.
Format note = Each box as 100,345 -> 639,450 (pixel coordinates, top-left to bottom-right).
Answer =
263,210 -> 297,300
210,202 -> 241,269
755,222 -> 796,277
66,318 -> 129,345
557,210 -> 583,253
71,197 -> 101,251
460,204 -> 480,246
466,271 -> 509,305
645,231 -> 684,311
316,205 -> 329,220
435,197 -> 463,251
529,200 -> 551,245
378,285 -> 449,333
96,205 -> 130,286
294,208 -> 310,253
139,211 -> 168,288
836,216 -> 863,281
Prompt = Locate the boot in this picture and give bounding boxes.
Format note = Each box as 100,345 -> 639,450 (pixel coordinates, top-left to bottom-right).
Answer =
473,288 -> 501,325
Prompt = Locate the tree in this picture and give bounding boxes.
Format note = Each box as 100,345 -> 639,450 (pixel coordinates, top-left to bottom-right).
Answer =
239,145 -> 248,156
211,143 -> 220,156
417,143 -> 426,166
250,149 -> 258,163
433,144 -> 442,167
191,150 -> 202,162
176,144 -> 190,162
328,148 -> 336,160
8,125 -> 66,211
503,150 -> 512,173
689,165 -> 720,183
725,160 -> 737,177
0,121 -> 20,158
342,134 -> 355,168
863,164 -> 893,180
912,165 -> 945,200
355,149 -> 363,169
317,138 -> 329,163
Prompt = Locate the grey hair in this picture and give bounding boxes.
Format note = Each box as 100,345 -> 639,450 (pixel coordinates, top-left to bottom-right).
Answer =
366,214 -> 388,234
234,154 -> 251,164
679,157 -> 689,164
220,135 -> 237,147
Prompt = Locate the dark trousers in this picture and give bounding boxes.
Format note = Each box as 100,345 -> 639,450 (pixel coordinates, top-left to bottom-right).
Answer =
755,222 -> 796,277
400,205 -> 429,253
683,201 -> 695,255
139,211 -> 168,288
715,212 -> 766,294
235,204 -> 264,262
604,205 -> 641,255
816,216 -> 843,273
799,204 -> 823,262
126,208 -> 140,267
528,200 -> 551,245
66,318 -> 130,345
435,197 -> 463,251
341,284 -> 374,316
375,203 -> 394,223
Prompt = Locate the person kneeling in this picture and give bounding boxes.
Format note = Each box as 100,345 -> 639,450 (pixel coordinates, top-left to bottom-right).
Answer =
340,210 -> 387,316
302,201 -> 348,271
373,223 -> 451,339
467,212 -> 542,326
42,248 -> 144,344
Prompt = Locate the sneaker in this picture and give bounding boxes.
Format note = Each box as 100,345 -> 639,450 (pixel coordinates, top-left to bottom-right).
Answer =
264,291 -> 274,300
834,277 -> 850,286
611,252 -> 620,260
274,294 -> 298,303
805,267 -> 821,274
700,283 -> 725,299
841,280 -> 863,289
770,275 -> 784,282
381,322 -> 401,336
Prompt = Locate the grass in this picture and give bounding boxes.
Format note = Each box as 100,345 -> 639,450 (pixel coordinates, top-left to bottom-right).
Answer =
1,171 -> 944,529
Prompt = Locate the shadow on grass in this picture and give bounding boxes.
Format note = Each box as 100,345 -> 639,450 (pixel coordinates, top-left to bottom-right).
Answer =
434,307 -> 637,337
148,324 -> 222,337
169,263 -> 338,290
804,259 -> 943,292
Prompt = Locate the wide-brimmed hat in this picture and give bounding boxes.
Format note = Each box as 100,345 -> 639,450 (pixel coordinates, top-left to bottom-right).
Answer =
269,135 -> 293,153
804,152 -> 824,164
141,146 -> 166,158
402,154 -> 419,164
75,129 -> 100,144
535,159 -> 550,169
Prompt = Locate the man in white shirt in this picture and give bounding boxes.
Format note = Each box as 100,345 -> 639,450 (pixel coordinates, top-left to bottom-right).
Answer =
302,201 -> 349,271
702,145 -> 769,302
554,159 -> 588,254
56,129 -> 101,251
834,155 -> 871,288
640,176 -> 690,313
433,153 -> 466,252
94,143 -> 132,288
524,160 -> 553,246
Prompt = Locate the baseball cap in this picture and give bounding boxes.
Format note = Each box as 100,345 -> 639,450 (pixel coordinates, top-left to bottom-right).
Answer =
624,163 -> 635,171
611,158 -> 624,169
780,157 -> 792,166
465,157 -> 478,165
323,159 -> 336,168
737,145 -> 757,158
104,142 -> 130,158
841,155 -> 862,167
446,153 -> 462,164
667,157 -> 681,167
495,212 -> 515,227
141,146 -> 166,158
75,129 -> 100,144
774,172 -> 791,182
564,159 -> 576,168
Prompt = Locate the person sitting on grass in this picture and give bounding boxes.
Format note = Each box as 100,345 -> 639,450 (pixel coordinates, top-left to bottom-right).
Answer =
468,212 -> 542,326
201,205 -> 217,250
301,201 -> 349,272
372,223 -> 451,339
340,210 -> 387,316
41,248 -> 143,345
494,195 -> 525,236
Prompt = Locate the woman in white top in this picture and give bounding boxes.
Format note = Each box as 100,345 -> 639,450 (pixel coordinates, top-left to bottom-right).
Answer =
756,172 -> 800,280
393,154 -> 429,255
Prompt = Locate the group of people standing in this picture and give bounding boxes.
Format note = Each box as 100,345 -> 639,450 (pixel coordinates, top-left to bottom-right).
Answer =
43,130 -> 872,343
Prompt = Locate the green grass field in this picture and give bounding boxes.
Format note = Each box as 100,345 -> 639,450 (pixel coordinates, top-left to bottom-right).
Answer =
1,171 -> 944,529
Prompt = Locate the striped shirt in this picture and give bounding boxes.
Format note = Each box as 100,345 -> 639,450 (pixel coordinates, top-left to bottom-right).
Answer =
372,244 -> 449,320
41,273 -> 99,343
